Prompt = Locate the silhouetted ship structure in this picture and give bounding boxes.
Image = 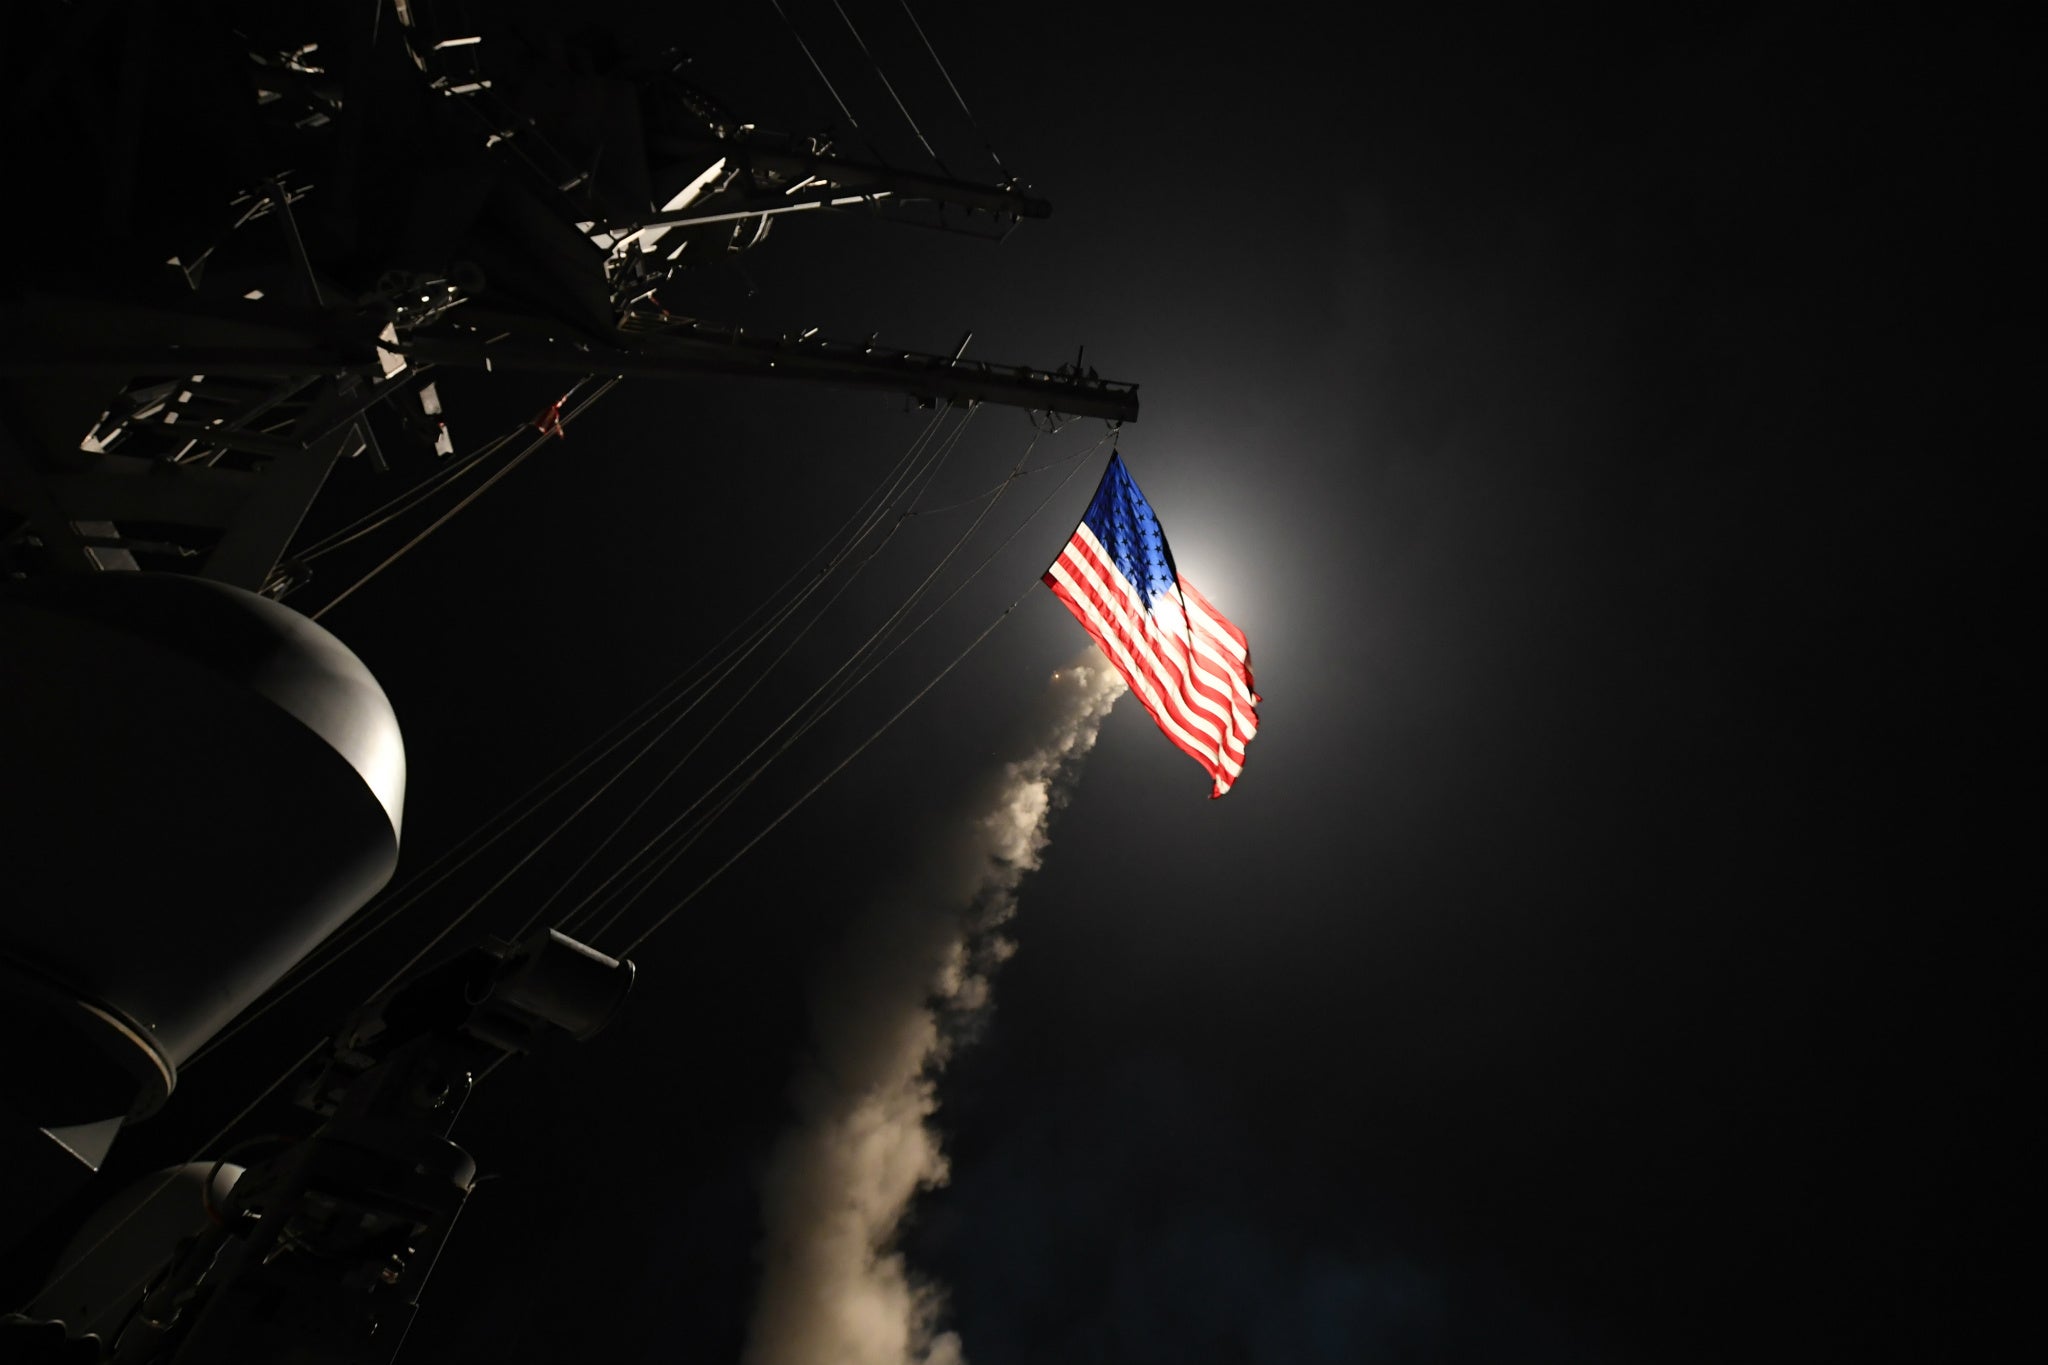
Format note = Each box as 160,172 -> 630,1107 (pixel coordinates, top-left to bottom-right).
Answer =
0,3 -> 1135,1358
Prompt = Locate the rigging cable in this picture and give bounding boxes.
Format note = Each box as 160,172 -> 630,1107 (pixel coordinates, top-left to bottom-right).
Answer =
590,426 -> 1109,948
575,426 -> 1106,944
831,0 -> 951,175
519,404 -> 979,939
179,648 -> 735,1068
362,405 -> 975,996
309,379 -> 621,622
901,442 -> 1097,517
181,559 -> 827,1068
556,410 -> 1009,934
787,415 -> 1047,722
765,0 -> 865,136
546,403 -> 985,935
614,556 -> 1053,959
897,0 -> 1010,177
101,431 -> 1103,1327
323,401 -> 963,1004
797,428 -> 1107,728
581,425 -> 1110,948
304,380 -> 609,557
292,581 -> 818,1027
292,422 -> 524,563
185,404 -> 959,1066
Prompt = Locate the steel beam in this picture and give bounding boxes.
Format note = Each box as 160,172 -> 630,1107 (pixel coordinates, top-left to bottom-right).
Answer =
403,324 -> 1139,423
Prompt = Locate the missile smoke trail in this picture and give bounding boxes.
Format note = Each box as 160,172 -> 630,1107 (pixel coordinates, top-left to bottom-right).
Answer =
743,653 -> 1127,1365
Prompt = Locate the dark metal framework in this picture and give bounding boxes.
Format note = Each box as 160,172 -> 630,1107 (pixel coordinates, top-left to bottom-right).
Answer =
0,0 -> 1137,598
0,4 -> 1140,1354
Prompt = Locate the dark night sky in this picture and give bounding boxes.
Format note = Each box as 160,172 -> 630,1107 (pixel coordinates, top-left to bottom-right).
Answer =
84,6 -> 2022,1363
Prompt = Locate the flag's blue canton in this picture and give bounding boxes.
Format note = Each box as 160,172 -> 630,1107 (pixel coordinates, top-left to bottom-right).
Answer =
1078,453 -> 1177,613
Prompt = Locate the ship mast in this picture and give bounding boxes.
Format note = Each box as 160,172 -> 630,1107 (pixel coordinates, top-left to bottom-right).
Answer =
0,3 -> 1137,595
1,7 -> 1139,1354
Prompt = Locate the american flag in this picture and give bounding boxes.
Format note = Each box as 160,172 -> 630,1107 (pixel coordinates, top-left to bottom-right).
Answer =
1043,453 -> 1260,797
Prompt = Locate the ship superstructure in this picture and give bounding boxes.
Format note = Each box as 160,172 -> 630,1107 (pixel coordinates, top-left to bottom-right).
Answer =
0,4 -> 1135,1358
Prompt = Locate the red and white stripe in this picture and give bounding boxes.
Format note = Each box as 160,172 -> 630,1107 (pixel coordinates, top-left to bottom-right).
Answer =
1043,522 -> 1261,797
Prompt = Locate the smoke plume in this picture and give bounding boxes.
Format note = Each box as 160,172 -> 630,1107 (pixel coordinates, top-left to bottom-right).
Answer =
743,652 -> 1127,1365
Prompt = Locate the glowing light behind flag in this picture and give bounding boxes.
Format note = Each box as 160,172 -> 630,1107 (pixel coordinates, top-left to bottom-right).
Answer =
1043,453 -> 1260,797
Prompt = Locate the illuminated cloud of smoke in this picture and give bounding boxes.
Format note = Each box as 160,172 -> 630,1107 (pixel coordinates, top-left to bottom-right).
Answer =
743,653 -> 1127,1365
